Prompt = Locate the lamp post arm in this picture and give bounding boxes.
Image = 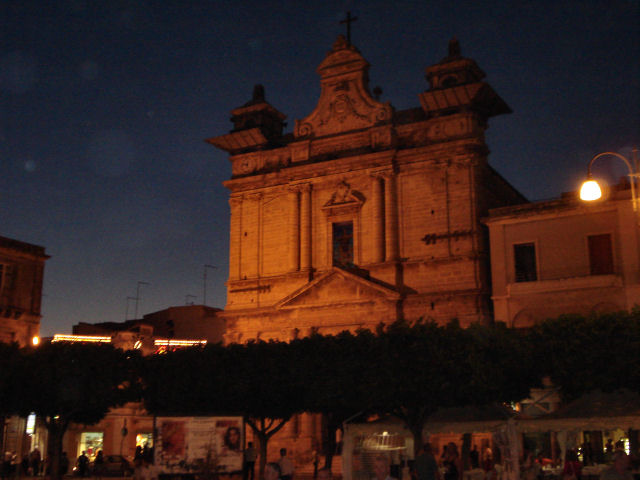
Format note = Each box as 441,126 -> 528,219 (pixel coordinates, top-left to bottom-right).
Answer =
587,151 -> 634,175
587,151 -> 638,212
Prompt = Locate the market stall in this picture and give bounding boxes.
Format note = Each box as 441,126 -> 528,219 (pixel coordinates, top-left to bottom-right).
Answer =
342,417 -> 414,480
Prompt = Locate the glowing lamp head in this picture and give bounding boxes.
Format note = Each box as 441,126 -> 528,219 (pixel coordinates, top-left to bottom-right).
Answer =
579,179 -> 602,202
31,336 -> 40,346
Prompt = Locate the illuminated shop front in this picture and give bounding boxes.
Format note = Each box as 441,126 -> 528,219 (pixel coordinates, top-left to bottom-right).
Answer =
136,433 -> 153,449
78,432 -> 104,459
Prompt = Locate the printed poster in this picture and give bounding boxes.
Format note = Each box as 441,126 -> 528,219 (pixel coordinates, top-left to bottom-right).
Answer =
156,416 -> 243,473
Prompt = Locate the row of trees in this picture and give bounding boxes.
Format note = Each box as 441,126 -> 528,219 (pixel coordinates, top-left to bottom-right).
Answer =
1,311 -> 638,480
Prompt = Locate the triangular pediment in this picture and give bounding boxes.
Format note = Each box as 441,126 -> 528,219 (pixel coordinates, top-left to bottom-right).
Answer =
294,36 -> 393,138
276,267 -> 401,310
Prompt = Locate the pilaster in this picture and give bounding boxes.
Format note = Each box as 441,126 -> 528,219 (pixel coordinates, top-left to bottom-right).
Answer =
300,184 -> 313,271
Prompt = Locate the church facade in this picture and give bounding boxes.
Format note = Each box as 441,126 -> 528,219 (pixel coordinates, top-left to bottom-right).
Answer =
209,36 -> 525,343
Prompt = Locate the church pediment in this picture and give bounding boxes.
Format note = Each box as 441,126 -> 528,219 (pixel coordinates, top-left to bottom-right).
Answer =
276,267 -> 401,310
294,36 -> 393,139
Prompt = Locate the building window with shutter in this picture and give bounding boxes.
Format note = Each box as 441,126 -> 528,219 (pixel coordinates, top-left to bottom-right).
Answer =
514,243 -> 537,282
588,234 -> 614,275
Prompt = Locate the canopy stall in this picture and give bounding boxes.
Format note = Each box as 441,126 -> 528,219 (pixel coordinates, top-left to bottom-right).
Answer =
516,390 -> 640,466
424,405 -> 522,480
342,417 -> 414,480
341,393 -> 640,480
424,404 -> 518,435
342,406 -> 520,480
517,390 -> 640,432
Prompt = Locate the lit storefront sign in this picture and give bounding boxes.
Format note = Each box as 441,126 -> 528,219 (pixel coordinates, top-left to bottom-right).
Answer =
25,413 -> 36,435
52,334 -> 112,343
154,339 -> 207,353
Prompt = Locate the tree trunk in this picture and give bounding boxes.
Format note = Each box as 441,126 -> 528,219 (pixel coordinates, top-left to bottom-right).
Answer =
410,424 -> 424,457
46,417 -> 68,480
257,432 -> 268,480
246,417 -> 288,480
462,433 -> 471,471
0,416 -> 6,457
322,413 -> 341,469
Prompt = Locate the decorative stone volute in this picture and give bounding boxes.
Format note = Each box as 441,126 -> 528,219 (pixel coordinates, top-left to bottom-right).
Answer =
294,36 -> 393,138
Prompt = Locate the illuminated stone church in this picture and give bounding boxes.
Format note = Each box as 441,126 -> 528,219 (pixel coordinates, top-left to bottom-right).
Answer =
209,35 -> 524,344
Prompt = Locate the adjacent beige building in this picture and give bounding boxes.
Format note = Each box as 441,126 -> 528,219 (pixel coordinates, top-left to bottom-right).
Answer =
0,235 -> 48,467
208,36 -> 525,343
485,185 -> 640,328
0,235 -> 48,346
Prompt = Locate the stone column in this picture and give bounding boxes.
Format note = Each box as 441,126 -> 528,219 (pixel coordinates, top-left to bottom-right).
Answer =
300,183 -> 312,271
371,174 -> 385,263
228,196 -> 243,280
289,187 -> 300,272
384,173 -> 399,261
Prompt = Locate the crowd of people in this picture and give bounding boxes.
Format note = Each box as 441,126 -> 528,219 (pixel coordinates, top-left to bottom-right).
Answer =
2,437 -> 636,480
0,448 -> 51,478
242,439 -> 638,480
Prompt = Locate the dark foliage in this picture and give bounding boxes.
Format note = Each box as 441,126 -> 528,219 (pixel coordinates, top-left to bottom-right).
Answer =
529,309 -> 640,401
18,342 -> 140,480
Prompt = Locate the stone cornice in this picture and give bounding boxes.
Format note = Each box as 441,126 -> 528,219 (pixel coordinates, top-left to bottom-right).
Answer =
223,150 -> 397,192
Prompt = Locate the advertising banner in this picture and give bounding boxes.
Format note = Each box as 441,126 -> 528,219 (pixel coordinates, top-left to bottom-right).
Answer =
156,416 -> 243,474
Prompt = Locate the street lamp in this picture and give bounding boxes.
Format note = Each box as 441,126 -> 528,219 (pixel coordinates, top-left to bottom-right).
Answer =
579,149 -> 639,212
134,281 -> 150,319
203,264 -> 217,306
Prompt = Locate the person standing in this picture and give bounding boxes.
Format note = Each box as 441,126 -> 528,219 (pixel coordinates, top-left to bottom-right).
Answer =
93,451 -> 105,480
30,448 -> 41,476
373,455 -> 397,480
20,456 -> 29,476
600,452 -> 633,480
470,446 -> 479,470
1,452 -> 11,480
442,443 -> 461,480
244,442 -> 257,480
60,452 -> 70,477
76,452 -> 89,478
317,468 -> 332,480
278,449 -> 294,480
562,449 -> 582,480
413,444 -> 441,480
265,463 -> 281,480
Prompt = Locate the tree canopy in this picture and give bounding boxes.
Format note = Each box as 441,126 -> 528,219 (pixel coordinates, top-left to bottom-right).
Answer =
18,342 -> 140,480
2,310 -> 636,479
0,342 -> 23,418
138,312 -> 638,465
530,309 -> 640,401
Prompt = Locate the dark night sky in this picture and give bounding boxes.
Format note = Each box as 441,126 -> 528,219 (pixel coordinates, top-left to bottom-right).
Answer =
1,1 -> 638,337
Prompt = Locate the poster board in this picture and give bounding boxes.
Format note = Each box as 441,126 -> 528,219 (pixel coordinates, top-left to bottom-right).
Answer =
155,416 -> 243,474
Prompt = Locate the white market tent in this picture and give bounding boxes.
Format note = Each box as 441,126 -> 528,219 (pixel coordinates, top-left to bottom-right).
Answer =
342,417 -> 414,480
342,406 -> 518,480
341,392 -> 640,480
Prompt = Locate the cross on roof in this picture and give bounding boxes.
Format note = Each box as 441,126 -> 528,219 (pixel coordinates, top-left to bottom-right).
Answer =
340,11 -> 358,45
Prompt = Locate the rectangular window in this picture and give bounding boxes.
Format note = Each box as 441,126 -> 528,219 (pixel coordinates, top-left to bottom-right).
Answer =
588,234 -> 614,275
0,264 -> 16,292
332,221 -> 354,267
514,243 -> 537,282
